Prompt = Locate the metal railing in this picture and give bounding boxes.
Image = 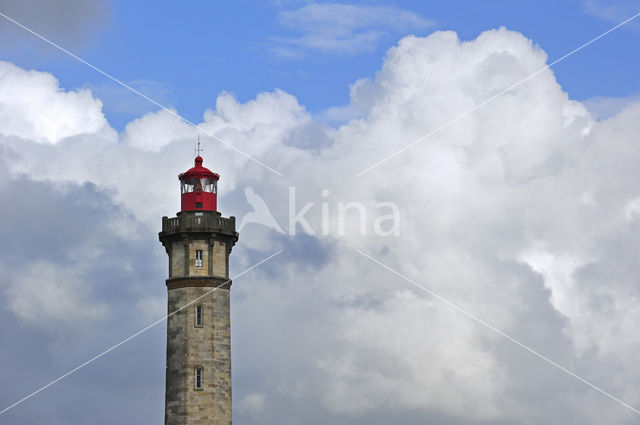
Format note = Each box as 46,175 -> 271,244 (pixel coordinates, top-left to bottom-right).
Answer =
161,214 -> 236,233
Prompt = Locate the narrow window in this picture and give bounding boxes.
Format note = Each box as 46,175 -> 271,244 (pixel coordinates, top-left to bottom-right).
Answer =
195,367 -> 203,389
195,250 -> 203,268
195,305 -> 203,326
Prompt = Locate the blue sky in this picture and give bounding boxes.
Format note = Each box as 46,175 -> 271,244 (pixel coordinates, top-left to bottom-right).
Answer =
3,0 -> 640,130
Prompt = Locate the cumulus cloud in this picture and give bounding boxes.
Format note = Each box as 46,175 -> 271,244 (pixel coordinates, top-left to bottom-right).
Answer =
3,26 -> 640,425
317,290 -> 503,418
0,61 -> 109,143
121,108 -> 193,152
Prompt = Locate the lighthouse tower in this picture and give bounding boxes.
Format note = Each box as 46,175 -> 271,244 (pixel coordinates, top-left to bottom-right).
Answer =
159,155 -> 238,425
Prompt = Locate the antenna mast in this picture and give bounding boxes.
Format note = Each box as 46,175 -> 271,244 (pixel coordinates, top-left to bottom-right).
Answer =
194,128 -> 203,157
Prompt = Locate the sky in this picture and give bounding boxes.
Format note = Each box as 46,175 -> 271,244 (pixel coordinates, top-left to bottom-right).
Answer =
2,0 -> 640,128
2,0 -> 640,424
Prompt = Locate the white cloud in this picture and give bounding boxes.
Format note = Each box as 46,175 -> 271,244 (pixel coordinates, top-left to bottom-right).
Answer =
271,3 -> 433,57
3,262 -> 109,330
317,291 -> 503,418
121,108 -> 193,152
0,61 -> 109,144
4,26 -> 640,424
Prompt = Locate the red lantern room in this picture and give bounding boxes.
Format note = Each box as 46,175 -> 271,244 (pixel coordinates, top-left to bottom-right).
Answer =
179,156 -> 219,212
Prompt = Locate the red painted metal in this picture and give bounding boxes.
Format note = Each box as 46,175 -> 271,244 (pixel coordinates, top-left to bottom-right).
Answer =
178,156 -> 220,212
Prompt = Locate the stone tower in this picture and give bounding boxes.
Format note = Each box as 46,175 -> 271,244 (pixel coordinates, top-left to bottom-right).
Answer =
159,155 -> 238,425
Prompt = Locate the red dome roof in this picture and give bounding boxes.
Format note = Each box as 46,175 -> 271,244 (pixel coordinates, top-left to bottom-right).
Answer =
179,156 -> 219,180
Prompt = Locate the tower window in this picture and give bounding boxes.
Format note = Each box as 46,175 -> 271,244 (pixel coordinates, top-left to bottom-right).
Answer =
195,305 -> 203,326
195,367 -> 203,389
195,250 -> 203,268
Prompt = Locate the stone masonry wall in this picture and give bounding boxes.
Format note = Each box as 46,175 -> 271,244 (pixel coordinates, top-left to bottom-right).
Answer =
166,286 -> 232,425
170,240 -> 227,279
161,211 -> 236,425
188,240 -> 209,277
212,241 -> 226,277
165,287 -> 187,423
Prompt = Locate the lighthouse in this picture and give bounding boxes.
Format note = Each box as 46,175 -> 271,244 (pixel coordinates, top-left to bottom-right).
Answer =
159,155 -> 238,424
